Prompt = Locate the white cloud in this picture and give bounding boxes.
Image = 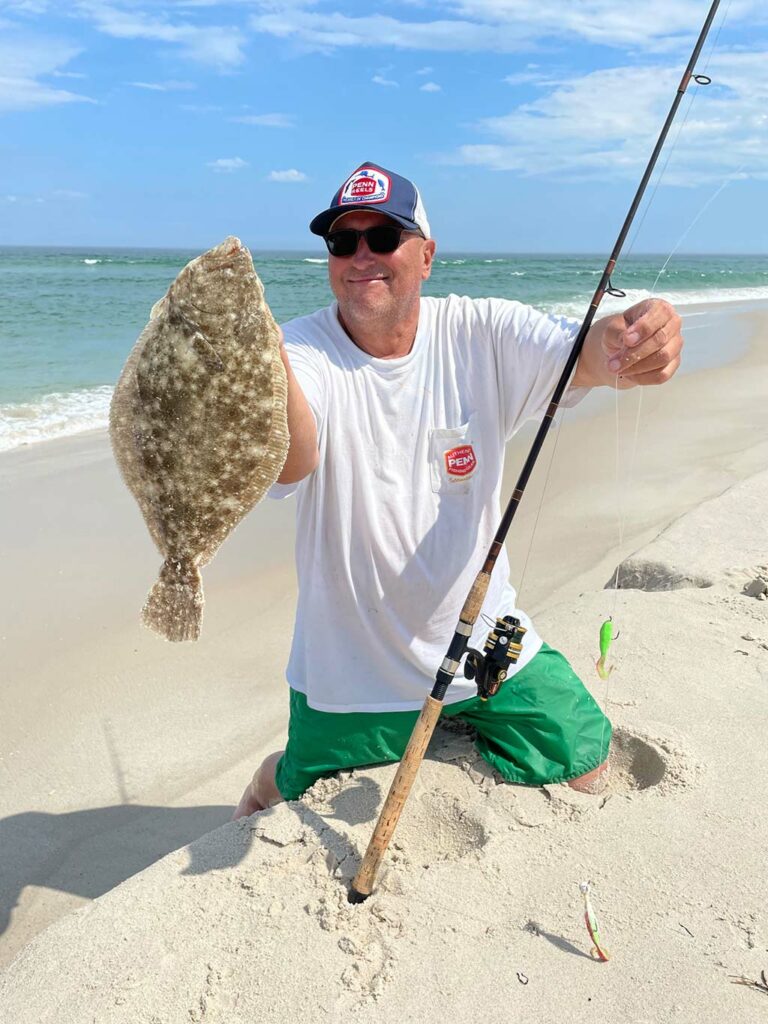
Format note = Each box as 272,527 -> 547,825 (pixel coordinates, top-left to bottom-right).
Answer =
230,112 -> 294,127
5,188 -> 89,202
207,157 -> 248,172
416,66 -> 433,75
77,1 -> 246,68
0,35 -> 95,111
3,1 -> 50,10
249,1 -> 764,55
503,69 -> 553,86
372,73 -> 398,87
420,81 -> 441,92
127,80 -> 195,91
451,50 -> 768,185
268,168 -> 308,182
251,11 -> 518,53
1,1 -> 49,12
0,76 -> 93,110
0,190 -> 78,203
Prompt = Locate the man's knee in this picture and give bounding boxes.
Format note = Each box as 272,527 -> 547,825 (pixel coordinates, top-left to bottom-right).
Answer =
232,750 -> 285,820
252,749 -> 285,808
567,760 -> 608,793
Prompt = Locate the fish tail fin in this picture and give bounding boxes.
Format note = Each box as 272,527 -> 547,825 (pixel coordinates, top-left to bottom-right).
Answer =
141,557 -> 203,642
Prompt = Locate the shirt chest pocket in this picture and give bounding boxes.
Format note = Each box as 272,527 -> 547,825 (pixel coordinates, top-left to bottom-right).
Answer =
428,417 -> 479,495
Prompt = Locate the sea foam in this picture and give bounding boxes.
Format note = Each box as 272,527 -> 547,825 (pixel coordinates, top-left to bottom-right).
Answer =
556,285 -> 768,319
0,386 -> 113,453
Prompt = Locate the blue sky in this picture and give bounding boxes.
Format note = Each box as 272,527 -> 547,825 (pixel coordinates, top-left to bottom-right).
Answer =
1,0 -> 766,252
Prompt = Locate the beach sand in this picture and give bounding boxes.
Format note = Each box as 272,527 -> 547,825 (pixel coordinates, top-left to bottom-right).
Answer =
0,299 -> 766,1020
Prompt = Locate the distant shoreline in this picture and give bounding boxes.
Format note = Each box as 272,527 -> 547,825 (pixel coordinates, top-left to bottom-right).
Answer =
2,244 -> 767,257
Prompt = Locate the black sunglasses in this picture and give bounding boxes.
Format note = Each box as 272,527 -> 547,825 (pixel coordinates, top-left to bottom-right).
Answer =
323,224 -> 414,258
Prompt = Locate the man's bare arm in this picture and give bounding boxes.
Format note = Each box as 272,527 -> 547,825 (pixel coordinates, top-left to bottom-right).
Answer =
276,342 -> 320,484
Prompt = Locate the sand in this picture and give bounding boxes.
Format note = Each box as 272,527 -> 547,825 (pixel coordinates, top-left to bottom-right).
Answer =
1,299 -> 766,1020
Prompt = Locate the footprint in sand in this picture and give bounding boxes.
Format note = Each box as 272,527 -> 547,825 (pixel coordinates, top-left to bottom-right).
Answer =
602,726 -> 697,796
603,727 -> 668,793
391,790 -> 490,866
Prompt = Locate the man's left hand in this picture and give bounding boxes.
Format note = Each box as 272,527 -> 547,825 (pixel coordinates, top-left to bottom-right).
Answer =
574,298 -> 683,389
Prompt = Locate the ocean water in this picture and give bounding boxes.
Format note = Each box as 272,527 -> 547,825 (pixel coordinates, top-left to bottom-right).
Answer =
0,246 -> 766,453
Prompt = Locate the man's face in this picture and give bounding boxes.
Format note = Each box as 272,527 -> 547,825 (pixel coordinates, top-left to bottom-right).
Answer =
326,210 -> 436,328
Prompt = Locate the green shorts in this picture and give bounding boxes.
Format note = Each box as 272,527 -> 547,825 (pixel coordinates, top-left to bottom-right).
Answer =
275,643 -> 611,800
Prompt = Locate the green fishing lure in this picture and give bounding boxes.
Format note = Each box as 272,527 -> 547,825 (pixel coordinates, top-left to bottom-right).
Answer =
579,881 -> 610,961
595,617 -> 619,681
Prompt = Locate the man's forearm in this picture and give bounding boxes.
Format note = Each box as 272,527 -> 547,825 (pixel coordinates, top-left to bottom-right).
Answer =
276,345 -> 320,484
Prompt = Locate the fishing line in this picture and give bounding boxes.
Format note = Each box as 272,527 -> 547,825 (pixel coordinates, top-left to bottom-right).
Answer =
518,2 -> 735,631
648,166 -> 746,297
610,173 -> 747,614
603,172 -> 745,619
622,0 -> 733,265
597,0 -> 736,728
609,380 -> 634,604
514,400 -> 568,606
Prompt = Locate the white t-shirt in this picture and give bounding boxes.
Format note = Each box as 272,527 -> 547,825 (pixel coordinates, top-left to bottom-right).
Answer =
270,294 -> 584,713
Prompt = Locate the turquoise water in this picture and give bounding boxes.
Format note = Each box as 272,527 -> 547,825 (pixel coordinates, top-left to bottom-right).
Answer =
0,247 -> 766,452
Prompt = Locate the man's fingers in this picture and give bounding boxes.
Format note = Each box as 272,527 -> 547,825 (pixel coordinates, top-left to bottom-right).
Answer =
621,300 -> 680,347
608,298 -> 683,386
620,353 -> 681,386
608,325 -> 673,373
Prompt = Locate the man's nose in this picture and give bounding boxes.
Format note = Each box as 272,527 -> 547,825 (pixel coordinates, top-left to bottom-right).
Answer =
350,236 -> 377,264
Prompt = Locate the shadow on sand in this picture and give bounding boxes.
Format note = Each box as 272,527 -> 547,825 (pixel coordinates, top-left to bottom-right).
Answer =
0,802 -> 234,940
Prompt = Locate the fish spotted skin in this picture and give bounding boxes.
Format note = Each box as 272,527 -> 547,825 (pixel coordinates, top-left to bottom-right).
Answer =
110,236 -> 289,641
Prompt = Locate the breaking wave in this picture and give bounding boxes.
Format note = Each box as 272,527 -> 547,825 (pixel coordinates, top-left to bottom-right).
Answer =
0,386 -> 113,453
554,285 -> 768,319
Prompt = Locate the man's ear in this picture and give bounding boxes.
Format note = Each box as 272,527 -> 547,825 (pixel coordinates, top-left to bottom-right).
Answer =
422,239 -> 436,280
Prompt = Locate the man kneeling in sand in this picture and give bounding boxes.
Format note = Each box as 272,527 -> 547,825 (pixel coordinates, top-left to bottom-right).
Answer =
234,162 -> 683,818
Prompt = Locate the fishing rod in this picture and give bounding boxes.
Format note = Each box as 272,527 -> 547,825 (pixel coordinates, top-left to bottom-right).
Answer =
349,0 -> 722,904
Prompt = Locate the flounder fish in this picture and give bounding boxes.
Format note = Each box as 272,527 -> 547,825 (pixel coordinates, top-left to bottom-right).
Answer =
110,236 -> 289,642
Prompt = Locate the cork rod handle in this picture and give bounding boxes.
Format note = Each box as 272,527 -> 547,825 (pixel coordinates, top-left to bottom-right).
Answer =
349,695 -> 443,902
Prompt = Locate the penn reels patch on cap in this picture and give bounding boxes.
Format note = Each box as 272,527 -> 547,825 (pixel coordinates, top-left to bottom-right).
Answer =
340,167 -> 392,206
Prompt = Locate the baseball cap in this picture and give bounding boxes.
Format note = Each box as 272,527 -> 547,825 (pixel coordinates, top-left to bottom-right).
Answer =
309,162 -> 431,238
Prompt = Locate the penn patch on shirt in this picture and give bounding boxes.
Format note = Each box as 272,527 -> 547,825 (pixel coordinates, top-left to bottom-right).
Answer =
340,168 -> 391,206
444,444 -> 477,479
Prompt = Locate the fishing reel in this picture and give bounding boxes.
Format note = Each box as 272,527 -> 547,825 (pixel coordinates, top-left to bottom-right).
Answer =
463,615 -> 527,701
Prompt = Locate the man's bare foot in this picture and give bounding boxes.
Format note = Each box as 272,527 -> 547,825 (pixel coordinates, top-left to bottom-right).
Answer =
231,750 -> 285,820
568,761 -> 608,794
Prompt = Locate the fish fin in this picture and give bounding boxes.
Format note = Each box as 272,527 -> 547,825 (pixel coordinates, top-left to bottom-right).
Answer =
150,295 -> 169,320
189,331 -> 225,372
166,306 -> 226,372
141,557 -> 204,642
